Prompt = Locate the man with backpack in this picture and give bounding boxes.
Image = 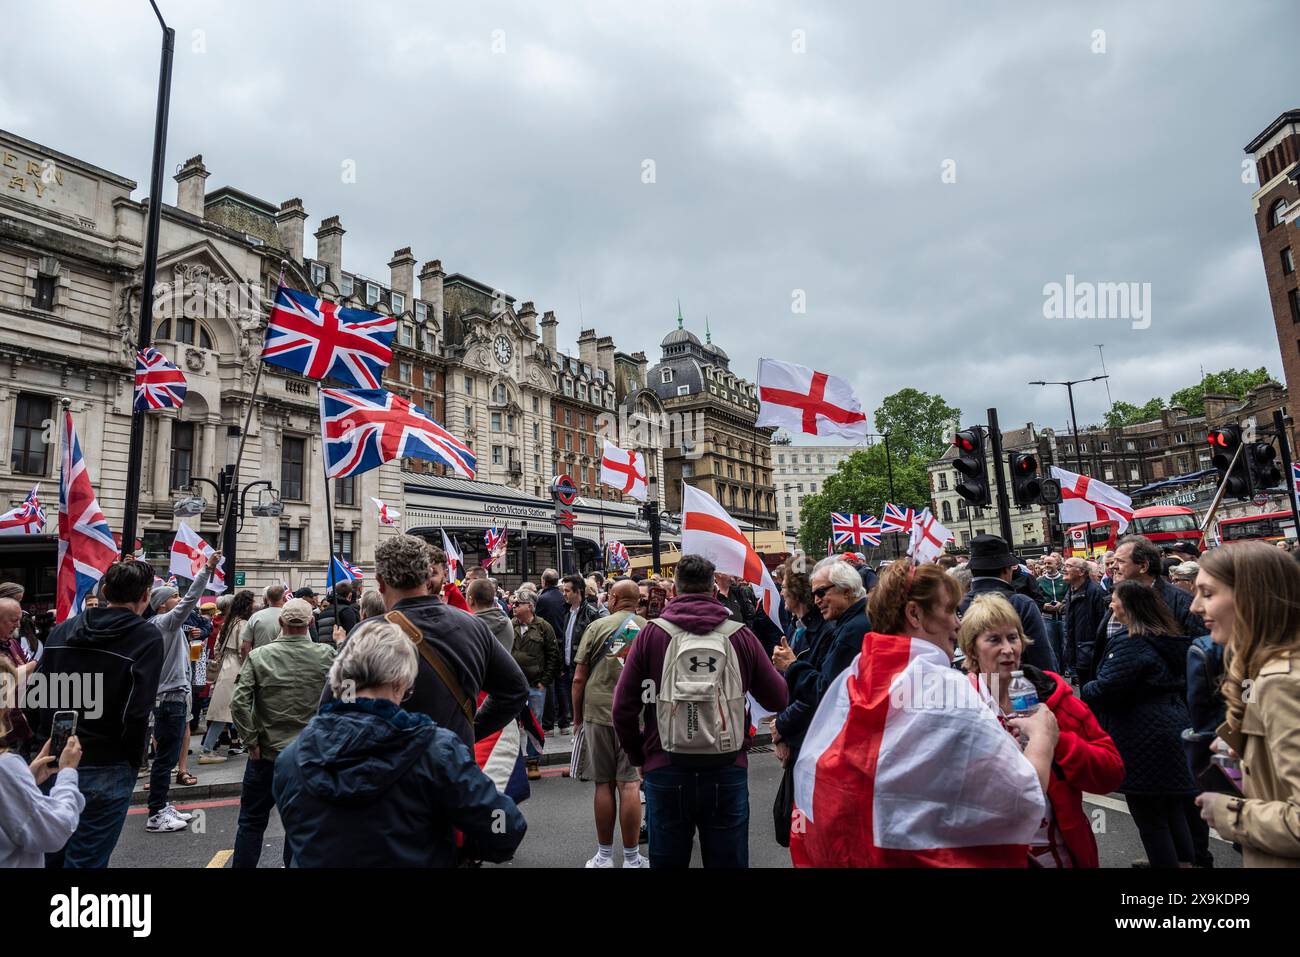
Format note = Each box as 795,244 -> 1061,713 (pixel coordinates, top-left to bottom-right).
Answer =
612,555 -> 788,868
572,579 -> 647,868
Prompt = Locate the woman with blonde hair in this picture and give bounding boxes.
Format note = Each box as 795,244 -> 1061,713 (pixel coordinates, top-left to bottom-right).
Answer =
0,656 -> 84,867
1192,542 -> 1300,867
958,594 -> 1123,867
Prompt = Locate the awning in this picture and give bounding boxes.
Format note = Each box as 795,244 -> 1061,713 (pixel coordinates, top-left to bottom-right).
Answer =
1128,468 -> 1216,499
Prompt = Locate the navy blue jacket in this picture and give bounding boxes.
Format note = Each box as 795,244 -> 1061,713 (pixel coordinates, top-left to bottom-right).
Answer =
782,596 -> 870,740
535,586 -> 568,658
1155,577 -> 1207,638
274,698 -> 526,867
1063,578 -> 1109,676
773,606 -> 834,751
959,577 -> 1058,672
1081,629 -> 1196,795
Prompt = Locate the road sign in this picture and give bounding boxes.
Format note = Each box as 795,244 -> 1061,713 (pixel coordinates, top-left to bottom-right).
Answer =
555,507 -> 575,529
1253,491 -> 1269,507
550,474 -> 578,506
234,572 -> 246,587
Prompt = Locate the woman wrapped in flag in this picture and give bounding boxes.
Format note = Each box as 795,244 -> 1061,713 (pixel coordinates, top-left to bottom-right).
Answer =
790,560 -> 1058,867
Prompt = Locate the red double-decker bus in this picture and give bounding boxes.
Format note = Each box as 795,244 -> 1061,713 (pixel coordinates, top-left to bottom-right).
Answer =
1066,505 -> 1204,558
1216,510 -> 1297,546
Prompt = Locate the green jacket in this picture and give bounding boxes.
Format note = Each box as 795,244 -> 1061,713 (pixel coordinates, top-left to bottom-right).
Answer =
230,633 -> 336,760
511,617 -> 559,687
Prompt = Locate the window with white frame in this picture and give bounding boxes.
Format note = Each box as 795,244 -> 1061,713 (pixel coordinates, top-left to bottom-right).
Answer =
677,385 -> 690,396
661,369 -> 674,383
311,262 -> 326,286
340,274 -> 353,296
366,282 -> 379,305
415,301 -> 427,322
392,291 -> 406,313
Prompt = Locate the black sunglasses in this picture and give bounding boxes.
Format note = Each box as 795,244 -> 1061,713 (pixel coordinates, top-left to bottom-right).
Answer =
812,585 -> 834,600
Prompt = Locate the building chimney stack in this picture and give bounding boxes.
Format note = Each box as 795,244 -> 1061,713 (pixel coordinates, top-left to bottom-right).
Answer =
389,247 -> 416,300
418,259 -> 445,324
577,328 -> 598,369
540,310 -> 558,352
517,300 -> 538,337
314,216 -> 345,285
174,155 -> 208,217
275,198 -> 308,263
596,335 -> 615,378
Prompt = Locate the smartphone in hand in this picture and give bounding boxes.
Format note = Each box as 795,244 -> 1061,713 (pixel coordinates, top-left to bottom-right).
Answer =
50,710 -> 78,757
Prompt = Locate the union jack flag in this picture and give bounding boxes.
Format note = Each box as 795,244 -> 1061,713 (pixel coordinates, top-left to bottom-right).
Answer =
57,412 -> 118,621
1292,461 -> 1300,507
0,484 -> 46,536
831,512 -> 882,548
606,540 -> 630,571
880,502 -> 917,534
134,347 -> 188,411
263,286 -> 396,389
330,555 -> 363,586
483,525 -> 507,568
320,388 -> 476,479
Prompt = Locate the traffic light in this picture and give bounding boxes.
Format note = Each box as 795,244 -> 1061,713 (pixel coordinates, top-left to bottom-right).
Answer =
1247,441 -> 1282,491
952,427 -> 991,506
1009,452 -> 1041,506
1207,425 -> 1251,498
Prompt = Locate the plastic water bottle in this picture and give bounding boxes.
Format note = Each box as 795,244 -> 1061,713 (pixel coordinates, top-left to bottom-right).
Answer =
1008,671 -> 1039,716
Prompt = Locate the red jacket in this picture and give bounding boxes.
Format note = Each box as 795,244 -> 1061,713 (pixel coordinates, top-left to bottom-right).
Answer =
1038,668 -> 1125,868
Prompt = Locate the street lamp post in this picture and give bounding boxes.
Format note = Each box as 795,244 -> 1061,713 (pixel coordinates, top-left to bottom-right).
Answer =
1030,376 -> 1109,556
121,0 -> 175,559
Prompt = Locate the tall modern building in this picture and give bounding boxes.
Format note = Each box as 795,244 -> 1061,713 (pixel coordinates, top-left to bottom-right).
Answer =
1245,109 -> 1300,447
769,431 -> 857,537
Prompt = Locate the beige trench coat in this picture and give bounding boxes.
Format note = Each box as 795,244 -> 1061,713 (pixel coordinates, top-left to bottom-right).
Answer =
1213,652 -> 1300,867
205,619 -> 246,726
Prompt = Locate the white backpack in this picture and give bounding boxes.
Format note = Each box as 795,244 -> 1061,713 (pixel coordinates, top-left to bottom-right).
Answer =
655,618 -> 747,767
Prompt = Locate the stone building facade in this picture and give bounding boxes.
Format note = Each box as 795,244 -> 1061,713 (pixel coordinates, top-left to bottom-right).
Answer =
770,432 -> 857,536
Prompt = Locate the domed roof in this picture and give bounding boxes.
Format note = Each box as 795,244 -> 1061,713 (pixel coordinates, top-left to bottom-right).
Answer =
703,340 -> 729,361
661,326 -> 701,348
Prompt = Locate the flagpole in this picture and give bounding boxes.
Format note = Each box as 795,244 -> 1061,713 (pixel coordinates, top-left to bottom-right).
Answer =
598,484 -> 606,573
750,420 -> 759,548
321,403 -> 337,593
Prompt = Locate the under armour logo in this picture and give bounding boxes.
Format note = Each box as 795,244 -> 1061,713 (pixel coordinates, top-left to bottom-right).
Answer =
688,656 -> 717,673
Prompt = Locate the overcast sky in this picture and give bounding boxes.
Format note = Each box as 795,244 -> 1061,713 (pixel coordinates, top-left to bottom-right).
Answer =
4,1 -> 1297,440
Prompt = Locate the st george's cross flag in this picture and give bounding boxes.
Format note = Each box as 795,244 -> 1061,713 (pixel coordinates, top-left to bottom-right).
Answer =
1050,466 -> 1134,532
441,528 -> 464,580
756,358 -> 868,440
0,484 -> 46,536
263,286 -> 396,389
134,348 -> 188,412
321,389 -> 476,479
790,633 -> 1046,867
599,441 -> 648,502
831,512 -> 882,548
56,412 -> 118,622
880,503 -> 917,534
169,521 -> 227,593
371,497 -> 401,527
908,508 -> 953,564
681,484 -> 781,629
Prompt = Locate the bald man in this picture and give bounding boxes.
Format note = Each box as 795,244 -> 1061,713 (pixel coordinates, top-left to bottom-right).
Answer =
571,579 -> 648,868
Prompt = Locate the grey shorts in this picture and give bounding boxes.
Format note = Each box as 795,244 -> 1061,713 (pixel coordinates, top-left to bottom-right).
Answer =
579,722 -> 639,784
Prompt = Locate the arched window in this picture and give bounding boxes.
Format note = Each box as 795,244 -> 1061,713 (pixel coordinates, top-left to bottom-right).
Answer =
154,318 -> 213,349
941,500 -> 953,523
1271,198 -> 1290,229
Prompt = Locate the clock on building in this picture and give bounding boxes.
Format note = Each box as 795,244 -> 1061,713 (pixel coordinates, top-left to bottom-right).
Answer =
494,334 -> 513,364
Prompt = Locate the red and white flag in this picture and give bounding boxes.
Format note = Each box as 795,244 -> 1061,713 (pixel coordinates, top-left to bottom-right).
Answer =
680,484 -> 780,629
908,508 -> 953,564
441,528 -> 463,579
371,497 -> 401,527
169,521 -> 227,593
1050,466 -> 1133,532
791,633 -> 1046,867
599,441 -> 648,502
756,358 -> 868,440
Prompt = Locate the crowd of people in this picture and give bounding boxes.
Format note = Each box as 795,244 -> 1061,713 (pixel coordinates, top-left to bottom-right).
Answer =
1,527 -> 1297,869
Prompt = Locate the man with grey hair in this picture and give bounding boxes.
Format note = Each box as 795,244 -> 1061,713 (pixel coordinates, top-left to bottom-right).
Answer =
771,556 -> 872,761
229,598 -> 335,867
1062,554 -> 1108,681
1170,560 -> 1200,594
347,534 -> 527,751
245,583 -> 288,655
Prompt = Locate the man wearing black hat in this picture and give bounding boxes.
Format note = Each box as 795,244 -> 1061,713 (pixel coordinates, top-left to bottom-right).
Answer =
958,535 -> 1059,672
293,587 -> 324,643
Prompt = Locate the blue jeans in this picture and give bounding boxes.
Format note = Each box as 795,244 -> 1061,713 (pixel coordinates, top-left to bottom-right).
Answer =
643,764 -> 749,868
232,757 -> 289,868
526,687 -> 547,759
149,696 -> 190,815
1043,619 -> 1064,673
46,763 -> 136,868
550,665 -> 575,729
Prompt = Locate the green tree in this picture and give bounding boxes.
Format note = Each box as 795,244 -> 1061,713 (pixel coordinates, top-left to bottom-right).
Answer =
1103,397 -> 1165,429
872,388 -> 961,463
799,386 -> 955,555
1168,367 -> 1274,416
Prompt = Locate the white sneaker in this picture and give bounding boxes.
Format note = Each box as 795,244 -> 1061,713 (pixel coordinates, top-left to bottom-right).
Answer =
145,807 -> 189,832
623,853 -> 650,868
584,853 -> 614,868
163,803 -> 194,822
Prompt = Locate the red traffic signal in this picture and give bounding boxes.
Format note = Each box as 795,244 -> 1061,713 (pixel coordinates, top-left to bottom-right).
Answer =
1013,454 -> 1038,475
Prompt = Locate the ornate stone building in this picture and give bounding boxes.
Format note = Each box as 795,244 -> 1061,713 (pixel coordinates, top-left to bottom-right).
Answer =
647,311 -> 776,528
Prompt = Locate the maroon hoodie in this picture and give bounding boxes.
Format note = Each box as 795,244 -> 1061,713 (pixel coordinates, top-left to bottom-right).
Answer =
612,592 -> 788,774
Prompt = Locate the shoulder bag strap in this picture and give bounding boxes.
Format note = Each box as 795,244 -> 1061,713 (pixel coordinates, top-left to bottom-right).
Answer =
385,611 -> 475,724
